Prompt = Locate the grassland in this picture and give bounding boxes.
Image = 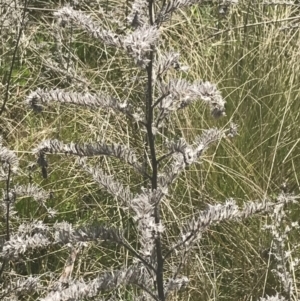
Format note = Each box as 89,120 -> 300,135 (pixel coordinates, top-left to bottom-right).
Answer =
1,0 -> 300,300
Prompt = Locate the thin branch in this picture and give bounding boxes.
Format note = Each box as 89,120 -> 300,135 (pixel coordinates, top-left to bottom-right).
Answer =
119,240 -> 156,274
163,232 -> 193,262
157,151 -> 173,164
0,164 -> 12,279
135,282 -> 160,301
152,93 -> 169,109
0,0 -> 28,116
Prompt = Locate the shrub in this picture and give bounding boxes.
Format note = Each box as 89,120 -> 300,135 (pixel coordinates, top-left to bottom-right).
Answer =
0,1 -> 299,301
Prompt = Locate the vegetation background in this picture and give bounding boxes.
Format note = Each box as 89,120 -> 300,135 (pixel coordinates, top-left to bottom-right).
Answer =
1,0 -> 300,300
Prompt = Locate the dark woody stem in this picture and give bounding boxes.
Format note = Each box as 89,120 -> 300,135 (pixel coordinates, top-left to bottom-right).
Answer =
146,1 -> 165,301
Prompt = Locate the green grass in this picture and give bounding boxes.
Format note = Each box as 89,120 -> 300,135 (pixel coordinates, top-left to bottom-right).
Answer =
161,2 -> 300,300
1,0 -> 300,300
